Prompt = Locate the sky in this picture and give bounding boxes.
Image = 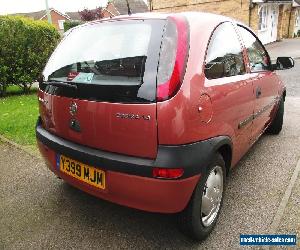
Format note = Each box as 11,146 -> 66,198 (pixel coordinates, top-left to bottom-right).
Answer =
0,0 -> 108,15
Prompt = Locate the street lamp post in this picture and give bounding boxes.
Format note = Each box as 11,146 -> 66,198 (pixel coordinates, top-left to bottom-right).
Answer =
45,0 -> 52,24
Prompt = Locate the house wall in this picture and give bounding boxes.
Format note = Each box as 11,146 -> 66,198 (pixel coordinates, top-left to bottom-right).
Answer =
151,0 -> 299,42
152,0 -> 251,25
41,10 -> 69,31
276,5 -> 300,39
278,4 -> 292,39
249,4 -> 259,32
289,7 -> 300,37
102,3 -> 120,18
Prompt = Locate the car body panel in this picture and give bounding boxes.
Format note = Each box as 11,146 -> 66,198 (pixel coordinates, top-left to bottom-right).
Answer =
38,91 -> 158,158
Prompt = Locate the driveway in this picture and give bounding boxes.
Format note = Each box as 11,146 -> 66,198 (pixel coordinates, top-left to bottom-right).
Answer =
266,38 -> 300,60
1,50 -> 300,250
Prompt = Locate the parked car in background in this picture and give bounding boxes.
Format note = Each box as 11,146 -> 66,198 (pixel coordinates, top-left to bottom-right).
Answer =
36,12 -> 294,240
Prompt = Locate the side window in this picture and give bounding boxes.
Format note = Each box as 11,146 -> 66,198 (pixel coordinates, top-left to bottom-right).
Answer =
238,26 -> 271,72
205,22 -> 245,80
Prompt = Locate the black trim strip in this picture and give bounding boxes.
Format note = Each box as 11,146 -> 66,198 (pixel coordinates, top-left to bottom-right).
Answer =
36,121 -> 155,177
36,118 -> 232,179
238,98 -> 279,129
238,115 -> 254,129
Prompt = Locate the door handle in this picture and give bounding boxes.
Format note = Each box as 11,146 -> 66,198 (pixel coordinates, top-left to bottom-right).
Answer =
256,87 -> 262,98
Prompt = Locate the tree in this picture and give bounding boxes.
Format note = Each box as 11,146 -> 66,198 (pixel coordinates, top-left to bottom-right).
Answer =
79,7 -> 104,21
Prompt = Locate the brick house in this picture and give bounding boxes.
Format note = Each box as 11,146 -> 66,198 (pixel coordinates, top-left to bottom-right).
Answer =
65,1 -> 149,22
150,0 -> 300,44
12,8 -> 72,33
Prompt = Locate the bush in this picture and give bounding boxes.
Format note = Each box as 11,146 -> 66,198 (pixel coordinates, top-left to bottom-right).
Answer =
0,16 -> 60,96
63,20 -> 82,32
79,7 -> 104,21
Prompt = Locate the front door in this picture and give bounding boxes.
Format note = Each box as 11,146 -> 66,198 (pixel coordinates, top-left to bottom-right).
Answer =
237,25 -> 279,141
250,72 -> 279,140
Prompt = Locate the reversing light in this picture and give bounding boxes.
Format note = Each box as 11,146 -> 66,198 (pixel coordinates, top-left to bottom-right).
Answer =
153,167 -> 184,179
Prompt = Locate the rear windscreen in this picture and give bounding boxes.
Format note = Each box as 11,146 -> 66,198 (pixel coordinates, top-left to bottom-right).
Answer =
42,19 -> 166,103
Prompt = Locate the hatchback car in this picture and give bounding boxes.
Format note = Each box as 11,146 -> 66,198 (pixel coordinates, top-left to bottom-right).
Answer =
36,12 -> 294,240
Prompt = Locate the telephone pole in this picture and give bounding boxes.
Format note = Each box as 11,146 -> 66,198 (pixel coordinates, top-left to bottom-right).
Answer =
45,0 -> 52,24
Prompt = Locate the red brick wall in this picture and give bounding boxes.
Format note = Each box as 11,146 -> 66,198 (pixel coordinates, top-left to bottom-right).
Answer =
102,3 -> 120,18
41,10 -> 69,31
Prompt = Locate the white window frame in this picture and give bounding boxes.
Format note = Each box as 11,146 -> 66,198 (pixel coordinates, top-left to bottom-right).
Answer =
295,10 -> 299,27
258,6 -> 268,31
58,20 -> 66,30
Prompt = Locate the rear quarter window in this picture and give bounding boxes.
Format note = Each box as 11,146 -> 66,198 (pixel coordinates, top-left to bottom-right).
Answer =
205,22 -> 246,80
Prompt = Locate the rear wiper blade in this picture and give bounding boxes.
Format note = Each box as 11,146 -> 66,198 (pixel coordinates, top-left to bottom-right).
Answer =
45,80 -> 77,89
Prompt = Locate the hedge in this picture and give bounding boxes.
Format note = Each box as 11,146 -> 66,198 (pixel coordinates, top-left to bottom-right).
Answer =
64,20 -> 82,32
0,16 -> 60,96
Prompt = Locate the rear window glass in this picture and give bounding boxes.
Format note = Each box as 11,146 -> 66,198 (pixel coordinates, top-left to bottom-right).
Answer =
42,19 -> 165,103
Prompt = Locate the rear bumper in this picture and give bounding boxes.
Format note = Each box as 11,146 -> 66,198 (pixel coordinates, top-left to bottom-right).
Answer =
36,118 -> 231,213
37,140 -> 199,213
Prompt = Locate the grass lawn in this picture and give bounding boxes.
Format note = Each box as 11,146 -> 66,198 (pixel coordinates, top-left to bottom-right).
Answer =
0,85 -> 39,146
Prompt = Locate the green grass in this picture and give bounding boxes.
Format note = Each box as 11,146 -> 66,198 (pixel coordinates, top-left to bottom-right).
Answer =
5,84 -> 37,96
0,86 -> 39,146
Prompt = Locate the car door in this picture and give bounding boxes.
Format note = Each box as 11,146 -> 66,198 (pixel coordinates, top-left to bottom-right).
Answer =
237,25 -> 279,142
203,22 -> 254,162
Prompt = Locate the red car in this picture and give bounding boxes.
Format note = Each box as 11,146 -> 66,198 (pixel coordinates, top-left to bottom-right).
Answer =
36,12 -> 294,240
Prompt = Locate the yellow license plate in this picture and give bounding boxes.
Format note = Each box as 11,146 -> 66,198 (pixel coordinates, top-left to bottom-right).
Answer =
59,155 -> 105,189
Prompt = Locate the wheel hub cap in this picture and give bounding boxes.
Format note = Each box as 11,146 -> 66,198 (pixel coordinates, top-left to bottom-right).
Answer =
201,165 -> 223,227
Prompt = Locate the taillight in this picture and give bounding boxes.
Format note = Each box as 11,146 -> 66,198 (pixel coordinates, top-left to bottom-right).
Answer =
156,15 -> 189,101
153,167 -> 184,179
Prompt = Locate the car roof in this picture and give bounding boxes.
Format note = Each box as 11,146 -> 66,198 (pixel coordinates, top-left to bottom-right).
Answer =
68,11 -> 244,41
87,11 -> 235,26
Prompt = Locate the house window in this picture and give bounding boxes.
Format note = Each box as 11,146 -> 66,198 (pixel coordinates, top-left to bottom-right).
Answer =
295,10 -> 299,27
258,6 -> 268,31
58,20 -> 65,30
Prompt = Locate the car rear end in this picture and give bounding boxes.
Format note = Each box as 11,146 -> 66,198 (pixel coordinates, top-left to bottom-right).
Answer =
36,14 -> 201,213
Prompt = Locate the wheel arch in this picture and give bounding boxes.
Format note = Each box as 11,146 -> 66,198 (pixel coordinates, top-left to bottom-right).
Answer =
216,144 -> 232,176
283,89 -> 286,102
155,136 -> 233,178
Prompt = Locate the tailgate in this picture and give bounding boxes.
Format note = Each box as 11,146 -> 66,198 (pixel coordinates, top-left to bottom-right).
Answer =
38,19 -> 165,159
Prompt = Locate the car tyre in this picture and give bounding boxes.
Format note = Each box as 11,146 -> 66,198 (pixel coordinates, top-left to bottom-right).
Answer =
266,97 -> 284,135
178,153 -> 226,241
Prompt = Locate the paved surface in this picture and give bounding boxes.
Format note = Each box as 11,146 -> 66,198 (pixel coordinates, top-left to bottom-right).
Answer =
266,38 -> 300,60
1,43 -> 300,250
